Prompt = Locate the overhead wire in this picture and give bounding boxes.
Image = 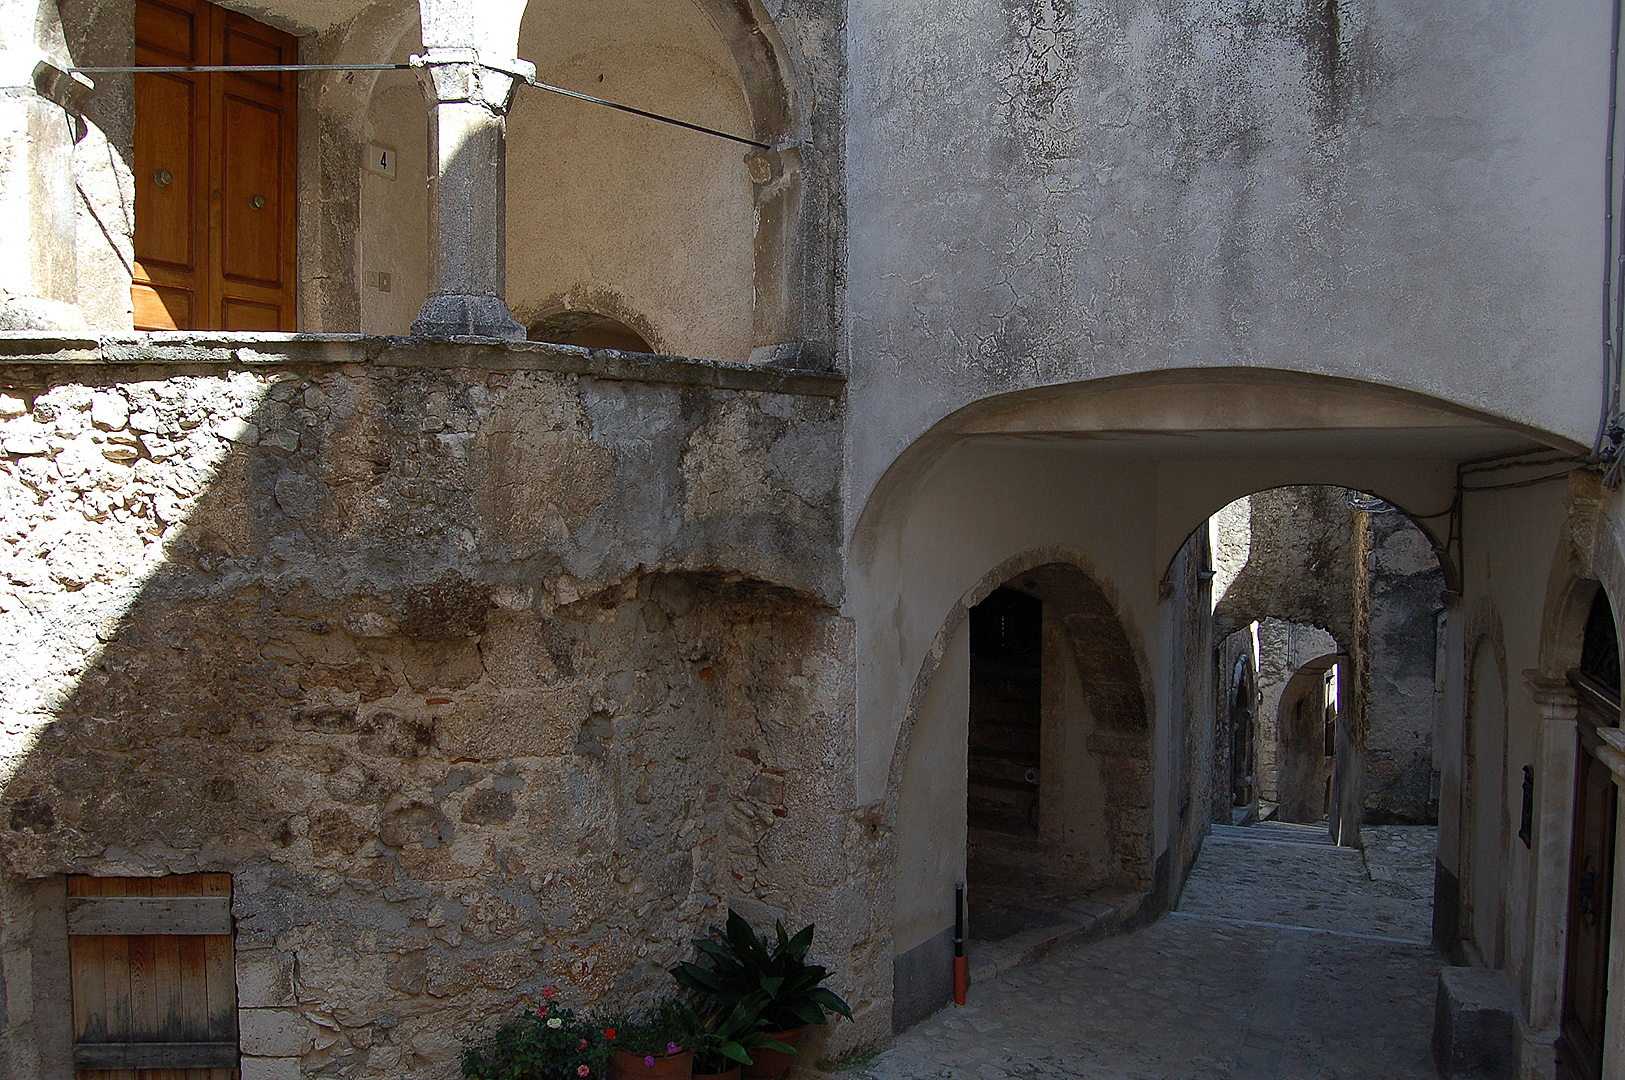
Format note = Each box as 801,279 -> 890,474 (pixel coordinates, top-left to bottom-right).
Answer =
68,61 -> 771,150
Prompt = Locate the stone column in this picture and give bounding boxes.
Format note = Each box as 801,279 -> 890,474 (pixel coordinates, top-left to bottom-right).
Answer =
1523,674 -> 1578,1074
0,52 -> 91,329
410,49 -> 531,340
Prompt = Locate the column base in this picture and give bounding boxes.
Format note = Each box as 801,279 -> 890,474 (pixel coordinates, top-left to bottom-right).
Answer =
410,294 -> 524,340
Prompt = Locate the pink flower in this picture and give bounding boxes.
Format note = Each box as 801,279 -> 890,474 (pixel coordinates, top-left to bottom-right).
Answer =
543,986 -> 558,1000
578,1067 -> 590,1077
644,1057 -> 654,1068
578,1039 -> 588,1050
666,1044 -> 679,1055
537,1006 -> 548,1018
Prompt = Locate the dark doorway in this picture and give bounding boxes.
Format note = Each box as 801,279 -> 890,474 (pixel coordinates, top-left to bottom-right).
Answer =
1558,588 -> 1620,1080
967,587 -> 1043,836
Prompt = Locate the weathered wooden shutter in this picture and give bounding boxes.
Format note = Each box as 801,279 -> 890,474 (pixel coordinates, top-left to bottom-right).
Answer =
68,874 -> 239,1079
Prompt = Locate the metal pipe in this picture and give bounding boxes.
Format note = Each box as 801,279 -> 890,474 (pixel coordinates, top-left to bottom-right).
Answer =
953,881 -> 967,1006
1599,0 -> 1624,461
67,61 -> 771,150
71,63 -> 408,73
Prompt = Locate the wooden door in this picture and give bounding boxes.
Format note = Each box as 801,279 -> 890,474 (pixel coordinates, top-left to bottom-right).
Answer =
68,874 -> 238,1079
134,0 -> 297,331
1558,674 -> 1619,1080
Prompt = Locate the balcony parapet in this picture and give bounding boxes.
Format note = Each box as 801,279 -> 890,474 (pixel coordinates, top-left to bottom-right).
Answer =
0,332 -> 846,399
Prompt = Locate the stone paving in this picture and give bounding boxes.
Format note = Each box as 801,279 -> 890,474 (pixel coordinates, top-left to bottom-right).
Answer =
843,823 -> 1441,1080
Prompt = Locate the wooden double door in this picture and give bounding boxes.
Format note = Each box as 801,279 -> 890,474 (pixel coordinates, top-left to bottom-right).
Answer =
1557,672 -> 1619,1080
134,0 -> 297,331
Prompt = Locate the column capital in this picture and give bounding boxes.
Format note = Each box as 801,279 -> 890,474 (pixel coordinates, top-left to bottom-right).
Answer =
1525,670 -> 1579,719
410,49 -> 533,113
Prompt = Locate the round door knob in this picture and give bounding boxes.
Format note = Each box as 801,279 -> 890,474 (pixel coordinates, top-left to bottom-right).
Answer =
153,169 -> 173,188
249,194 -> 267,210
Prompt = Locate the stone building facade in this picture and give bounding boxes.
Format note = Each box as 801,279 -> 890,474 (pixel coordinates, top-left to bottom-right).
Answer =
3,1 -> 1625,1079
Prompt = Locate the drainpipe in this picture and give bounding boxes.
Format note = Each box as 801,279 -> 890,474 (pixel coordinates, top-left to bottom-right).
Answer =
1598,0 -> 1625,478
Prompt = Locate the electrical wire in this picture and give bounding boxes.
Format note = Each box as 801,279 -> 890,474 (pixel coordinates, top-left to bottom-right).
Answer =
68,61 -> 771,150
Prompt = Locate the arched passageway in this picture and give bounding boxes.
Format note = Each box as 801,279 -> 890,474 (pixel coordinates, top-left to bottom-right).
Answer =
1199,486 -> 1447,846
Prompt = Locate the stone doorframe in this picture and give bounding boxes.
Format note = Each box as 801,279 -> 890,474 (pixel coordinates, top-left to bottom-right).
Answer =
1522,472 -> 1625,1079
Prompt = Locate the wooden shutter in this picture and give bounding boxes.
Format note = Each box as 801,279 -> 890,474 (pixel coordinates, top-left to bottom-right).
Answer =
68,874 -> 239,1080
133,0 -> 297,331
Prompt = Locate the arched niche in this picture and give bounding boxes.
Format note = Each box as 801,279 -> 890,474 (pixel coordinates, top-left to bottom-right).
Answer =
506,0 -> 799,364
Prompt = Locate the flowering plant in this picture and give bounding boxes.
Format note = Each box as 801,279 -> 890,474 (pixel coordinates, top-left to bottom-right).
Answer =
463,990 -> 607,1080
596,999 -> 693,1062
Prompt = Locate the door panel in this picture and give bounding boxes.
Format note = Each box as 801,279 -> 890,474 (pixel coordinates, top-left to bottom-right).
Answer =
133,75 -> 198,271
134,0 -> 296,331
222,297 -> 281,331
134,0 -> 197,63
69,874 -> 238,1080
1559,676 -> 1619,1080
219,95 -> 284,287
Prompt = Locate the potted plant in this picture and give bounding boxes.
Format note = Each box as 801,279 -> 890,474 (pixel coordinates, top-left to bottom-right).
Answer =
670,911 -> 852,1080
683,993 -> 797,1080
600,999 -> 694,1080
463,988 -> 606,1080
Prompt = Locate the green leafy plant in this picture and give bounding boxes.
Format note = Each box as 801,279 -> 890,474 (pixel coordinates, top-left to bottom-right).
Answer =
463,991 -> 606,1080
597,999 -> 692,1064
682,993 -> 796,1074
670,910 -> 853,1032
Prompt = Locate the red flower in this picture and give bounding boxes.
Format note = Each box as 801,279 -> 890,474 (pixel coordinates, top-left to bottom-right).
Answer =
537,1006 -> 548,1018
578,1039 -> 588,1050
605,1029 -> 617,1040
543,986 -> 559,1000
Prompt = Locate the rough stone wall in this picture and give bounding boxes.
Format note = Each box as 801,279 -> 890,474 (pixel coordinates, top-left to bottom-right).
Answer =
1212,487 -> 1358,648
1361,506 -> 1444,824
0,339 -> 880,1077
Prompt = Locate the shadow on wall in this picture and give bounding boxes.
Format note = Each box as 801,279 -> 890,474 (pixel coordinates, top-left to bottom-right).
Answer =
0,351 -> 871,1072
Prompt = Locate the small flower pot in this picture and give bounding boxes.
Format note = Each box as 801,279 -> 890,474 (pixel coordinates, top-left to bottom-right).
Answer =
609,1050 -> 693,1080
691,1068 -> 741,1080
740,1028 -> 807,1080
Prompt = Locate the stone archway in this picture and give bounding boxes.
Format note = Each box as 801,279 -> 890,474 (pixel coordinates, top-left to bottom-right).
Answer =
1274,654 -> 1340,824
889,550 -> 1153,1031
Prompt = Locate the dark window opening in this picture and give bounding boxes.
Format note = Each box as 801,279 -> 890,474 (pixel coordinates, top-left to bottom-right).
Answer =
1581,587 -> 1620,700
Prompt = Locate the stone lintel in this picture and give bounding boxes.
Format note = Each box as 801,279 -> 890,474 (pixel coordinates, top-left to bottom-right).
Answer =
0,333 -> 847,398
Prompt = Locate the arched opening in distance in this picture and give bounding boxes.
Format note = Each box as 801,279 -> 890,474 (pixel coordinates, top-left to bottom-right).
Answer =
1199,485 -> 1447,844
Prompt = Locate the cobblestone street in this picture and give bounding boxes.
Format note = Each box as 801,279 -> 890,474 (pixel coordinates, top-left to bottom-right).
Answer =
846,823 -> 1441,1080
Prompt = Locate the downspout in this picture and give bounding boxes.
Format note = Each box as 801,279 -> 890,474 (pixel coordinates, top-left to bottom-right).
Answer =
1598,0 -> 1625,483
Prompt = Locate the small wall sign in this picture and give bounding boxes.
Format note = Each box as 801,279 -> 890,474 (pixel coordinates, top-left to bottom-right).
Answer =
364,143 -> 397,180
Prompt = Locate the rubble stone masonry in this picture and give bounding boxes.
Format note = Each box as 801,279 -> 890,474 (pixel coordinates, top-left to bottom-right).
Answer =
0,336 -> 883,1078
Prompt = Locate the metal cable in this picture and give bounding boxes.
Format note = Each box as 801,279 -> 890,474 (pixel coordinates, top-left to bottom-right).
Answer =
69,61 -> 771,149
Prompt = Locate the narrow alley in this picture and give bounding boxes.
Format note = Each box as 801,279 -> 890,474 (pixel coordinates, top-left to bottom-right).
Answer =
846,823 -> 1441,1080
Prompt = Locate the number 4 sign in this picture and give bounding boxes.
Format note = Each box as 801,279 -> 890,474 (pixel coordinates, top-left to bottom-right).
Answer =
364,143 -> 397,180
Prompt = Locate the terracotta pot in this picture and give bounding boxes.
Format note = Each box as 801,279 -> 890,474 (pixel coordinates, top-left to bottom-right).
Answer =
608,1049 -> 693,1080
740,1028 -> 808,1080
691,1068 -> 741,1080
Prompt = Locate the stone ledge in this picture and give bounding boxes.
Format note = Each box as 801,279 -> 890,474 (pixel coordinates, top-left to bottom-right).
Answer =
0,332 -> 847,398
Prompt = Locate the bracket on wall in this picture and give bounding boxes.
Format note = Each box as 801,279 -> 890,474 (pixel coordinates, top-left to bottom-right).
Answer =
1520,764 -> 1534,849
